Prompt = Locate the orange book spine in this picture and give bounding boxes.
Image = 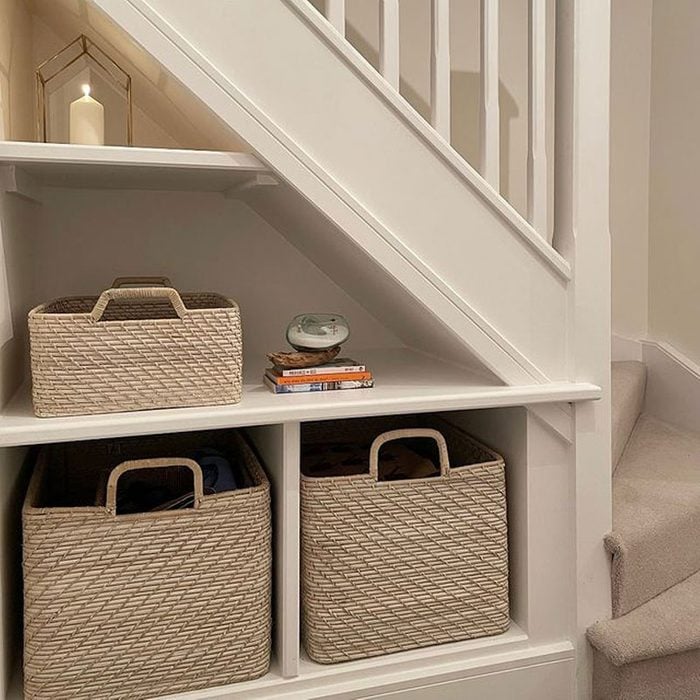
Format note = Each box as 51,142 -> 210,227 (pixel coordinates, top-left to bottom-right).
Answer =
268,371 -> 373,385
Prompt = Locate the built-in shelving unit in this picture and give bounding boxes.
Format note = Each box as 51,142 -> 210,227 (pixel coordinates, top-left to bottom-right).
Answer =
0,141 -> 595,700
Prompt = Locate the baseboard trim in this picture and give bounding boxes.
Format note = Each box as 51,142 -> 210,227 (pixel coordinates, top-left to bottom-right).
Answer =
613,336 -> 700,434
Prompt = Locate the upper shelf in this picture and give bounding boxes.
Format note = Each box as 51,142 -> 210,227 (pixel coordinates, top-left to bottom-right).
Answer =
0,349 -> 601,448
0,141 -> 272,194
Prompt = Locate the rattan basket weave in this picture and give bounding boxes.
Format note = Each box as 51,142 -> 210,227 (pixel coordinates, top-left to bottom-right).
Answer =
28,277 -> 242,417
301,415 -> 509,663
22,430 -> 271,700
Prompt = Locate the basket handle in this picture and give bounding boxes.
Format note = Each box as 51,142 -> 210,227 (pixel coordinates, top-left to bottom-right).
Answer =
105,457 -> 205,515
90,286 -> 187,321
369,429 -> 450,480
112,276 -> 173,288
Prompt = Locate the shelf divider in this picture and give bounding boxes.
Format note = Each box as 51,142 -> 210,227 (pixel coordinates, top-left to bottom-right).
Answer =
247,422 -> 301,679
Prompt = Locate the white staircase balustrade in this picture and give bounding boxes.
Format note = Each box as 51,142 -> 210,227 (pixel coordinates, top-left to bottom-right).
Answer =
430,0 -> 451,141
480,0 -> 500,190
311,0 -> 555,246
379,0 -> 400,90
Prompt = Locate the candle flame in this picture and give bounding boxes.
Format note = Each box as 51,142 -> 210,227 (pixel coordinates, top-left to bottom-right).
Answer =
81,84 -> 91,97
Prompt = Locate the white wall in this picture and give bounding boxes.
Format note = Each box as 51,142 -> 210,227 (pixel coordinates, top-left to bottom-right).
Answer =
31,188 -> 405,377
609,0 -> 652,341
647,0 -> 700,362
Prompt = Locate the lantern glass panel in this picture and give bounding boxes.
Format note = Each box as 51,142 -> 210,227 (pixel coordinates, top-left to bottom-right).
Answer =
36,35 -> 132,145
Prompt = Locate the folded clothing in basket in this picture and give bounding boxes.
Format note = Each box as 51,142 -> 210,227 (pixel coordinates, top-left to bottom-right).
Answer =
302,440 -> 439,480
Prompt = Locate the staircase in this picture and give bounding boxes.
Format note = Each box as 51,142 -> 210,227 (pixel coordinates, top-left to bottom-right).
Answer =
587,362 -> 700,699
11,1 -> 613,697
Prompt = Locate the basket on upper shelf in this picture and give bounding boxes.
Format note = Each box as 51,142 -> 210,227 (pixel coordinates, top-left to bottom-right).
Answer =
28,276 -> 242,417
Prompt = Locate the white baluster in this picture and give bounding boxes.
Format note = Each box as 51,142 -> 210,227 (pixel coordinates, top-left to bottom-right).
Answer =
430,0 -> 451,141
325,0 -> 345,36
379,0 -> 400,90
480,0 -> 500,190
528,0 -> 555,242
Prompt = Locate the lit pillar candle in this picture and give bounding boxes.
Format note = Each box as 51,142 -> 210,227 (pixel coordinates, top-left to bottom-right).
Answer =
69,84 -> 104,145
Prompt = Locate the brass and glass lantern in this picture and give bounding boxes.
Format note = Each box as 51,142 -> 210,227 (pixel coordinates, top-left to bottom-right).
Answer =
35,35 -> 133,146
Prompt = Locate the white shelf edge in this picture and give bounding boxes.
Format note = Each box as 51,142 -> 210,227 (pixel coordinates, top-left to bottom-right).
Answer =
0,381 -> 601,449
0,140 -> 268,173
153,624 -> 573,699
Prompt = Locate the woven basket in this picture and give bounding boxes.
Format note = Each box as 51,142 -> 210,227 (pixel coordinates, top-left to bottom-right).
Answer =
301,415 -> 509,663
28,277 -> 242,417
23,430 -> 271,700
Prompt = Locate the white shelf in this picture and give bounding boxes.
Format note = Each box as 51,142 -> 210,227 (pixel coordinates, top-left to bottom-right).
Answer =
0,141 -> 270,193
0,349 -> 600,448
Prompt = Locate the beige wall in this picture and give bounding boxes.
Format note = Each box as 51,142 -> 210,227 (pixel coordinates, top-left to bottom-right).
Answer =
0,0 -> 35,140
648,0 -> 700,360
610,0 -> 652,340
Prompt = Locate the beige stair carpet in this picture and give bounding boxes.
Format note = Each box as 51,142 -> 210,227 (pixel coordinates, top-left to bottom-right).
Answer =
588,570 -> 700,700
611,361 -> 646,470
592,648 -> 700,700
607,414 -> 700,617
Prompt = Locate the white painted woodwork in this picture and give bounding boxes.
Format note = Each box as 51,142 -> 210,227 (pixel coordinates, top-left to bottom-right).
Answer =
93,0 -> 573,384
528,0 -> 555,243
0,352 -> 599,449
246,423 -> 300,679
430,0 -> 451,140
0,142 -> 267,194
363,655 -> 574,699
324,0 -> 345,35
555,1 -> 613,697
379,0 -> 400,90
480,0 -> 501,189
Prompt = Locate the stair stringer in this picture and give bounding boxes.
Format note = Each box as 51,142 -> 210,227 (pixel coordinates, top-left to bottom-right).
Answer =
92,0 -> 572,385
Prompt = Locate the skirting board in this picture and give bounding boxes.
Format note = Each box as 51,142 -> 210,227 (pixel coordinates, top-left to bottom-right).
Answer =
613,336 -> 700,435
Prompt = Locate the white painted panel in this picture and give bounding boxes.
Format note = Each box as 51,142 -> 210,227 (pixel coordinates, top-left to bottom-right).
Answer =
480,0 -> 500,189
444,408 -> 529,631
246,423 -> 300,679
365,658 -> 574,699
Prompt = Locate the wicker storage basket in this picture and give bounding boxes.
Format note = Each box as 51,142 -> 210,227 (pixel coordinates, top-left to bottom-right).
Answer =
28,277 -> 242,417
301,415 -> 509,663
23,430 -> 271,700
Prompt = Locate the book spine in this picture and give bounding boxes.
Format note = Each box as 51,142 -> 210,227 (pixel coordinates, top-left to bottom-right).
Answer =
264,376 -> 374,394
278,364 -> 366,377
268,371 -> 372,385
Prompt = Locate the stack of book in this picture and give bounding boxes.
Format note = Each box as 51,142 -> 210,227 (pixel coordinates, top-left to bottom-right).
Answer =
264,357 -> 374,394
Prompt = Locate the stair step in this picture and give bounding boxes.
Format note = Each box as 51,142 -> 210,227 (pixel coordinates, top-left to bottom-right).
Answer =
607,414 -> 700,616
611,361 -> 647,469
587,570 -> 700,700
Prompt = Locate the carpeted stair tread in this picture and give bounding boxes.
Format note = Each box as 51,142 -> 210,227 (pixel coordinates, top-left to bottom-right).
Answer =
607,414 -> 700,616
587,569 -> 700,666
611,361 -> 646,470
